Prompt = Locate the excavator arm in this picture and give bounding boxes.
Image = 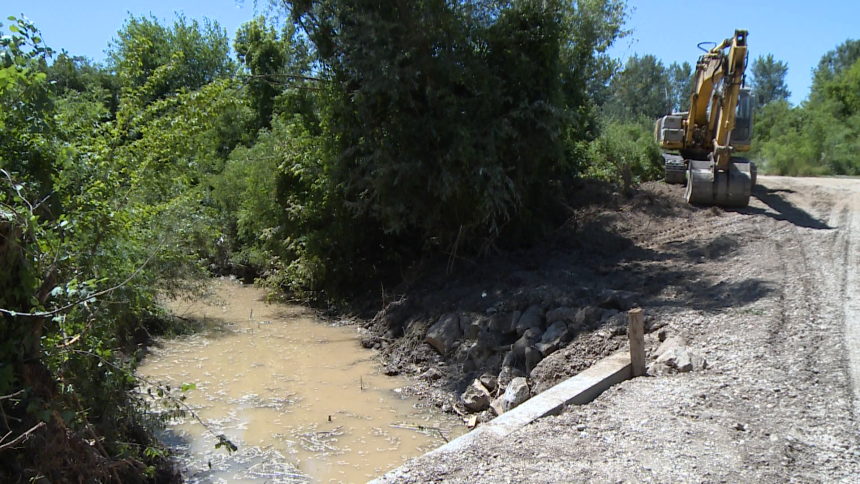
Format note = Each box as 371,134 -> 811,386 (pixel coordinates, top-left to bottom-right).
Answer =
688,30 -> 748,171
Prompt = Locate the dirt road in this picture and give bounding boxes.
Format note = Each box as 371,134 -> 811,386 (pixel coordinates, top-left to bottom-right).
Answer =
382,176 -> 860,483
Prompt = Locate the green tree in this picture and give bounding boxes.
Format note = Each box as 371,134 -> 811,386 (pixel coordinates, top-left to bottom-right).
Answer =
750,54 -> 790,107
241,0 -> 629,293
604,54 -> 669,119
811,38 -> 860,96
234,17 -> 310,130
667,61 -> 693,112
2,16 -> 241,480
106,13 -> 232,103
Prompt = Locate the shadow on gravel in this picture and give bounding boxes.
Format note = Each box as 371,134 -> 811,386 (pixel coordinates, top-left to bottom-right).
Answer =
747,187 -> 832,230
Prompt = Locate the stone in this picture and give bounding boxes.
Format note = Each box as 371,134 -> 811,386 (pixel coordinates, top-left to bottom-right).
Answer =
536,321 -> 572,357
654,344 -> 707,373
573,306 -> 604,329
420,368 -> 444,380
525,346 -> 543,373
657,346 -> 693,372
604,312 -> 628,336
546,307 -> 577,324
689,351 -> 708,371
647,361 -> 671,376
597,289 -> 638,311
655,335 -> 686,358
516,305 -> 544,337
536,341 -> 559,357
463,320 -> 482,340
502,351 -> 516,368
479,373 -> 498,393
467,330 -> 504,367
461,380 -> 492,412
541,321 -> 571,344
491,377 -> 530,415
498,366 -> 526,388
488,313 -> 517,334
513,328 -> 542,358
426,313 -> 462,355
600,309 -> 620,322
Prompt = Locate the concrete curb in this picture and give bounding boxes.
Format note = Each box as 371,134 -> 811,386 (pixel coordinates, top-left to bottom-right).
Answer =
370,351 -> 633,483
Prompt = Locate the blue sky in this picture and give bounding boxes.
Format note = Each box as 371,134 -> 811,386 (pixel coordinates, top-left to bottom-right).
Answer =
610,0 -> 860,105
3,0 -> 857,105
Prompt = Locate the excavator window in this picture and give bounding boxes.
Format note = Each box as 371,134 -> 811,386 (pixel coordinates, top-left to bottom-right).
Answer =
732,90 -> 753,146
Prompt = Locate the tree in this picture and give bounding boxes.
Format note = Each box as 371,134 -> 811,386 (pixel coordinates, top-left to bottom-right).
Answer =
604,54 -> 669,119
106,14 -> 232,103
234,17 -> 310,131
667,61 -> 693,112
240,0 -> 630,293
812,38 -> 860,96
750,54 -> 790,107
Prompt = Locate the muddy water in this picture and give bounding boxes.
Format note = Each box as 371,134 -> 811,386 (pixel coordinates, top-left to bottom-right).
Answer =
137,279 -> 463,483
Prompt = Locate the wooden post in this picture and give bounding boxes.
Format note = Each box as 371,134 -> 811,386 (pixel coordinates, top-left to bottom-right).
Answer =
627,308 -> 646,377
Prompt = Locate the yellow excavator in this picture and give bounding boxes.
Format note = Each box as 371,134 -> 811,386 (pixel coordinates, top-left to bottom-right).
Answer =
656,29 -> 755,207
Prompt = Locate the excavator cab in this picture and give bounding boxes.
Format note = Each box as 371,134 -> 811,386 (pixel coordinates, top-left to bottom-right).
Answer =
731,88 -> 754,151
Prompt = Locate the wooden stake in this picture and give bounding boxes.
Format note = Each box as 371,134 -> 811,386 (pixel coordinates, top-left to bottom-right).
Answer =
627,308 -> 646,377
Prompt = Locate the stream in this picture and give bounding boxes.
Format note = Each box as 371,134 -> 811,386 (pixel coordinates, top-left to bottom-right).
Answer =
136,278 -> 464,483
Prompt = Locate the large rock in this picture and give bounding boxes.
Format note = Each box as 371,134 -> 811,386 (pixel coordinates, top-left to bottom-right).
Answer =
546,307 -> 577,325
488,312 -> 517,334
461,379 -> 492,412
467,330 -> 505,367
491,377 -> 530,415
462,316 -> 482,340
513,328 -> 542,359
657,346 -> 693,372
478,373 -> 498,393
426,313 -> 462,355
516,305 -> 544,337
498,366 -> 526,388
524,346 -> 543,373
536,321 -> 572,357
573,306 -> 604,329
655,335 -> 686,357
541,321 -> 571,344
650,336 -> 708,374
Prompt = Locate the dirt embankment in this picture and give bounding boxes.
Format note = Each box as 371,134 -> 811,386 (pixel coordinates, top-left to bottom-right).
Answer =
364,176 -> 860,482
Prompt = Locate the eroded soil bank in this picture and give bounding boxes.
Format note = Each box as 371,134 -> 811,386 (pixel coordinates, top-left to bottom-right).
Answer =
137,280 -> 464,483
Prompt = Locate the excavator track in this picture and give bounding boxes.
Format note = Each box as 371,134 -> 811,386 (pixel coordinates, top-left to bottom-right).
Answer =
663,153 -> 687,185
685,158 -> 752,207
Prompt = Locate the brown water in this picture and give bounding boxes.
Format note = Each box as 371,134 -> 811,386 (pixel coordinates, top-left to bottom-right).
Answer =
137,279 -> 463,483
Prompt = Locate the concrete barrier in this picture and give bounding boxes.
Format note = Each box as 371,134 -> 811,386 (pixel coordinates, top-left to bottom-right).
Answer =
370,351 -> 634,483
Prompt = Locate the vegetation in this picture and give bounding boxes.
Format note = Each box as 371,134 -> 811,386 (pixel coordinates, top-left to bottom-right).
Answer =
750,40 -> 860,176
1,2 -> 857,481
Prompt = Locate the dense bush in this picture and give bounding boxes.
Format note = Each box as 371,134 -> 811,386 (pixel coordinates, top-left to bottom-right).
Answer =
584,116 -> 663,192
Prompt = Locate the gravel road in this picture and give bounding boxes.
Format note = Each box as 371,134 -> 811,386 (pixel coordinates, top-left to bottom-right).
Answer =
380,176 -> 860,483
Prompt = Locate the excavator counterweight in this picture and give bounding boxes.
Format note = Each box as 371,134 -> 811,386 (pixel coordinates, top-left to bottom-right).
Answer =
655,30 -> 756,208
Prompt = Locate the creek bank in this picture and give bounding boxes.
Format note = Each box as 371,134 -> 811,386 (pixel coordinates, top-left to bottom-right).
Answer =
358,182 -> 717,425
360,177 -> 860,482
